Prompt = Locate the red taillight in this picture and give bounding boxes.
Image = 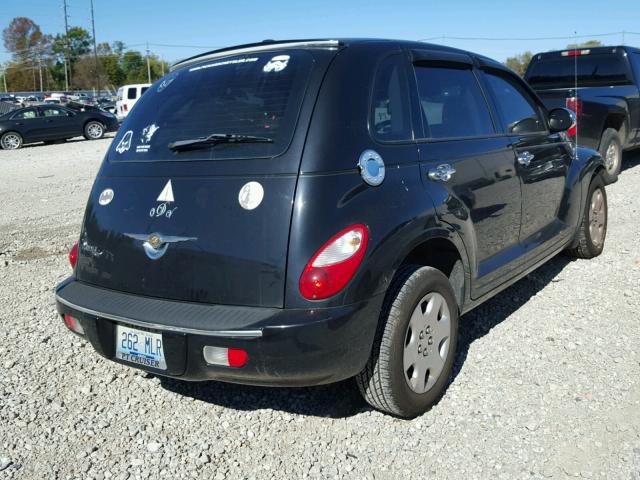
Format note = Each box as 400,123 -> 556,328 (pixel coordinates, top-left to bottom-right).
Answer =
69,242 -> 78,268
299,224 -> 369,300
123,103 -> 128,111
561,49 -> 591,57
565,96 -> 582,136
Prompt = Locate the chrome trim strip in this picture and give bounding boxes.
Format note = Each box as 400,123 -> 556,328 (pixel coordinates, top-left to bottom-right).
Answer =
56,295 -> 263,339
171,40 -> 340,71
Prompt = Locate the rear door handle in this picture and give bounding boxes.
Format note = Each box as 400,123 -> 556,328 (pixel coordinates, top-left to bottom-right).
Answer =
517,151 -> 535,167
427,164 -> 456,182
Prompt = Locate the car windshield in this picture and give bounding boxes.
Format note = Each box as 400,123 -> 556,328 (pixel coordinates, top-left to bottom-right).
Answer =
109,50 -> 314,162
526,54 -> 632,88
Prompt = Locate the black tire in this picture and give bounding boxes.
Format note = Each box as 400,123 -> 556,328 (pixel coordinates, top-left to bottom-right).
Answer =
356,265 -> 459,418
84,121 -> 104,140
598,128 -> 622,184
566,175 -> 607,259
0,131 -> 23,150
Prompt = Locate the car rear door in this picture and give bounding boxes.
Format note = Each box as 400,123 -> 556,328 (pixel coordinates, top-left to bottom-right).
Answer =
479,67 -> 572,251
8,108 -> 41,141
411,51 -> 523,297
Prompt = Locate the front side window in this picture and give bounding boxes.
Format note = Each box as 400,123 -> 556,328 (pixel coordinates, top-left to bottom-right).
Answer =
370,54 -> 412,141
110,50 -> 314,162
127,88 -> 137,100
414,65 -> 494,139
483,72 -> 546,135
12,109 -> 37,120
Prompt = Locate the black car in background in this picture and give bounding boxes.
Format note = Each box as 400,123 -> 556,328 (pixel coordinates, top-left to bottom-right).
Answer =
0,103 -> 118,150
525,46 -> 640,183
56,39 -> 607,417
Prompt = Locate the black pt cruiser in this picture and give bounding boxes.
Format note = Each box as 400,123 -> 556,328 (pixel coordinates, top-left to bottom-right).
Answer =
56,39 -> 608,417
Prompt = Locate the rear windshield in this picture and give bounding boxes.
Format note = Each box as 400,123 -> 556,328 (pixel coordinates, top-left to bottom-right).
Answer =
526,54 -> 632,88
109,50 -> 314,162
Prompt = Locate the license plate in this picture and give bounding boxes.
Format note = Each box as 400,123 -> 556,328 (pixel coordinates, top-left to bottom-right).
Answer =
115,324 -> 166,370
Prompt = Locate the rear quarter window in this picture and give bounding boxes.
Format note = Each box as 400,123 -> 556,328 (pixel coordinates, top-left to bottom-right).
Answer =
110,50 -> 314,162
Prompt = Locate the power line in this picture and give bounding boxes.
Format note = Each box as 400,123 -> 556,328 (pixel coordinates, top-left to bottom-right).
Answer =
418,31 -> 640,42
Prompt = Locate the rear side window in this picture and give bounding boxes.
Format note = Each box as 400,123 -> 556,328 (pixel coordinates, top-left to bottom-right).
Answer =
141,87 -> 149,95
370,54 -> 412,141
111,50 -> 314,162
127,88 -> 137,100
483,72 -> 546,135
526,54 -> 632,88
41,107 -> 67,117
414,66 -> 494,139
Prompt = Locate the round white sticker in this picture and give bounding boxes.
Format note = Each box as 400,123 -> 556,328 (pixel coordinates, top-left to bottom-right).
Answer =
98,188 -> 114,206
238,182 -> 264,210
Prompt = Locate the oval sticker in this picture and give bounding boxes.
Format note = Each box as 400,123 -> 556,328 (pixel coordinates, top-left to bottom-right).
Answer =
98,188 -> 114,206
238,182 -> 264,210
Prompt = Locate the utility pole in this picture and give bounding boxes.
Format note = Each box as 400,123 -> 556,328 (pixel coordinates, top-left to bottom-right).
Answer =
2,68 -> 8,93
38,54 -> 43,92
146,42 -> 151,83
90,0 -> 100,95
63,0 -> 71,90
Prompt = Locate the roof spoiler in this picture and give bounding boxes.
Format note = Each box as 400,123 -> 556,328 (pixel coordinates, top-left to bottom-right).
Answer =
171,40 -> 343,71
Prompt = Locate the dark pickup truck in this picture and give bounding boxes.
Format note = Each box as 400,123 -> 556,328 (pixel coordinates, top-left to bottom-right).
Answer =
525,46 -> 640,183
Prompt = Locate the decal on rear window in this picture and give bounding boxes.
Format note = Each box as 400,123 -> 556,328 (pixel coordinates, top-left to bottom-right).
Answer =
263,55 -> 290,72
115,130 -> 133,154
189,57 -> 258,72
136,123 -> 160,153
157,72 -> 178,93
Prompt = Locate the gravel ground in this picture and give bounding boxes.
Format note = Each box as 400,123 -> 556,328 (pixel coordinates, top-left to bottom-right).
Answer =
1,137 -> 639,480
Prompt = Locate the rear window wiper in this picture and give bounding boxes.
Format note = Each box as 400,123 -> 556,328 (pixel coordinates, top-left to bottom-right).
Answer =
168,133 -> 274,152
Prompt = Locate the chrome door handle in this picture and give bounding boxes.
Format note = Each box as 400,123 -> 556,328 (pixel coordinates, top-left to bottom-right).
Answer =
517,151 -> 535,167
427,164 -> 456,182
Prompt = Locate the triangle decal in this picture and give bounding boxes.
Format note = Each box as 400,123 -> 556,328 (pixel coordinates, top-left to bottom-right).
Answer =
157,180 -> 175,203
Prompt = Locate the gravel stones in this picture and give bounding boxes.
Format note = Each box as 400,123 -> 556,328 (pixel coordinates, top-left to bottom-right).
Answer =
0,139 -> 639,478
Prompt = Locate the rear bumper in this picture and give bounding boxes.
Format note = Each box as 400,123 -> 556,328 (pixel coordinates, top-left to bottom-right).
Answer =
55,279 -> 383,386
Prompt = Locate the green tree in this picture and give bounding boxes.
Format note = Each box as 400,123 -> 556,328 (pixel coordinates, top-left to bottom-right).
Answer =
100,54 -> 125,89
566,40 -> 604,49
122,50 -> 147,83
505,51 -> 533,77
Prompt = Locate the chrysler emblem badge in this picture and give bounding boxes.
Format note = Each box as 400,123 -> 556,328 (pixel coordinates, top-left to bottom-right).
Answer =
148,234 -> 162,249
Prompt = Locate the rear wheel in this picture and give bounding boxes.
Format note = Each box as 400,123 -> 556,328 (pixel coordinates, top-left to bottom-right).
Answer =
356,265 -> 459,418
1,132 -> 23,150
566,175 -> 607,259
598,128 -> 622,184
84,121 -> 104,140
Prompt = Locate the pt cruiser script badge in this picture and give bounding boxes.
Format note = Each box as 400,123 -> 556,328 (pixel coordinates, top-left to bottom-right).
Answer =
123,232 -> 197,260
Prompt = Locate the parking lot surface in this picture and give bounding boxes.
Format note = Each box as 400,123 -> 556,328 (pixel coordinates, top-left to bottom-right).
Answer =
1,137 -> 639,479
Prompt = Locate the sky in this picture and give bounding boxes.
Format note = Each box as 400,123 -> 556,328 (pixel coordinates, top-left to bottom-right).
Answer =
2,0 -> 639,65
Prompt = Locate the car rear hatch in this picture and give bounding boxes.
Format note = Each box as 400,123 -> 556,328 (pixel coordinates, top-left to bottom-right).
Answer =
75,44 -> 341,308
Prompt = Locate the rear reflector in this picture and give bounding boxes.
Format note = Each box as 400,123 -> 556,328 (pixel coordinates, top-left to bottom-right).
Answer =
63,314 -> 85,335
203,346 -> 248,368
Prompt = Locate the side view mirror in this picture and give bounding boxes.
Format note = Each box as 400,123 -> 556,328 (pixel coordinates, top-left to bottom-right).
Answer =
548,108 -> 576,133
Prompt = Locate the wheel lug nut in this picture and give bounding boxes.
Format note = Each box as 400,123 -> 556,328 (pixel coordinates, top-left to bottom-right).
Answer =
419,332 -> 424,339
428,337 -> 433,345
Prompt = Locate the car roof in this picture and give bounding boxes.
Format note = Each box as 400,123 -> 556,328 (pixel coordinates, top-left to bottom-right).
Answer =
171,38 -> 509,72
531,45 -> 640,60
